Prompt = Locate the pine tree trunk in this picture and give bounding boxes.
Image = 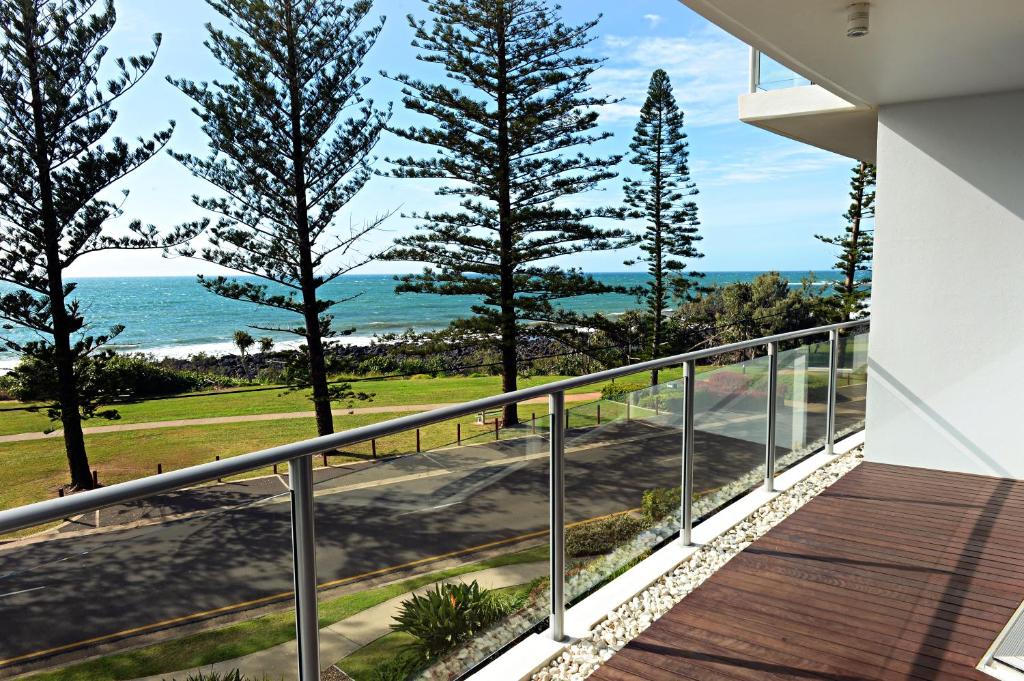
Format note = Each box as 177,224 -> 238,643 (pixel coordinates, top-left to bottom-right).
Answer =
495,10 -> 519,427
650,249 -> 663,387
303,297 -> 334,436
23,12 -> 93,490
650,128 -> 665,388
650,320 -> 661,387
51,323 -> 92,489
650,268 -> 662,387
284,1 -> 333,437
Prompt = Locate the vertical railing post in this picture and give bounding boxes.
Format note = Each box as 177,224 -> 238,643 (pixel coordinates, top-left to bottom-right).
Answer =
764,342 -> 779,492
289,454 -> 320,681
749,46 -> 760,93
681,360 -> 695,546
549,391 -> 566,642
825,328 -> 840,455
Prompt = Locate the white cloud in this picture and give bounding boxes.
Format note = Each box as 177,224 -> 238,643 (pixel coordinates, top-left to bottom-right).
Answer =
693,144 -> 851,186
643,14 -> 663,28
593,27 -> 748,127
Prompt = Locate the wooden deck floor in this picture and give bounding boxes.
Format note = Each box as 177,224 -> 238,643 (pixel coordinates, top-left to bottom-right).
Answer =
591,462 -> 1024,681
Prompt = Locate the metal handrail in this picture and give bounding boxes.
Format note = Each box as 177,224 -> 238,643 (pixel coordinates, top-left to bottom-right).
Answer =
0,317 -> 869,680
0,317 -> 867,536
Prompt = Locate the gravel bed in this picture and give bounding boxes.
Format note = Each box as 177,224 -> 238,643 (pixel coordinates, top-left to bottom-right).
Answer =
532,450 -> 863,681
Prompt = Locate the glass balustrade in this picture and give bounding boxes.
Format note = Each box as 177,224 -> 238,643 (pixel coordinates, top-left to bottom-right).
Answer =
0,321 -> 869,681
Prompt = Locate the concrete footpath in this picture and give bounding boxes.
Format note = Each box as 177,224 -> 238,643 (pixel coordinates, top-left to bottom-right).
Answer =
132,561 -> 548,681
0,393 -> 601,443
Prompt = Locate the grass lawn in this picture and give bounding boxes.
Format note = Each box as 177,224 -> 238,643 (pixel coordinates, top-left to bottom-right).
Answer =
0,373 -> 605,436
20,546 -> 548,681
336,631 -> 420,681
0,400 -> 585,513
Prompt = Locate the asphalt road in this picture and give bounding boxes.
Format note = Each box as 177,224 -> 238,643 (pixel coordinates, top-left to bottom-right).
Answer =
0,392 -> 864,670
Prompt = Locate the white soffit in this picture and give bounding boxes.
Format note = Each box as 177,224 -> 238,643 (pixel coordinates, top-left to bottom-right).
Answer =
739,87 -> 878,162
680,0 -> 1024,106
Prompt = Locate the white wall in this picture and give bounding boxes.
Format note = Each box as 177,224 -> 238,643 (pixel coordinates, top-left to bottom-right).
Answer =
867,89 -> 1024,478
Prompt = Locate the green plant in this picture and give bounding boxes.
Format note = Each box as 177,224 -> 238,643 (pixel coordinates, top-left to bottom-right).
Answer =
565,514 -> 650,557
233,331 -> 255,381
369,653 -> 425,681
3,354 -> 243,406
600,382 -> 647,400
641,487 -> 682,523
168,670 -> 265,681
0,373 -> 16,400
391,581 -> 525,661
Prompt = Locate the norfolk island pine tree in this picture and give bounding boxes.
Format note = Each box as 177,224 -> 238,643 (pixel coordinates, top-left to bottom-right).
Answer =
168,0 -> 394,437
622,69 -> 705,386
381,0 -> 636,426
0,0 -> 201,490
816,161 -> 875,319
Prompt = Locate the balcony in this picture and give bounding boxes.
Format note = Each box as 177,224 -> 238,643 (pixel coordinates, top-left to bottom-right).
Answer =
0,321 -> 869,681
740,48 -> 877,163
583,461 -> 1024,681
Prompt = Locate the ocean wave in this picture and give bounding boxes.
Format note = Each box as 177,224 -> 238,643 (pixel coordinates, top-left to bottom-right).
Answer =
142,335 -> 378,359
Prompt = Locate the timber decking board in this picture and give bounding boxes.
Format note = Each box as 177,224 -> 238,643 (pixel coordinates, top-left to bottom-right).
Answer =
589,462 -> 1024,680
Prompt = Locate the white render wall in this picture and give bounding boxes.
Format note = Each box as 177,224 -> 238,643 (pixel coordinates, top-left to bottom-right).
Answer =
866,89 -> 1024,479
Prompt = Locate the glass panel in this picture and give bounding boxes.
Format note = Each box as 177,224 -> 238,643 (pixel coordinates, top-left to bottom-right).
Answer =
0,484 -> 295,679
319,408 -> 551,681
774,340 -> 828,475
562,377 -> 683,606
757,52 -> 813,90
692,354 -> 771,521
835,330 -> 869,440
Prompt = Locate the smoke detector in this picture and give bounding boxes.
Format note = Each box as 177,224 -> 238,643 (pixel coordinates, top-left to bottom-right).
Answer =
847,2 -> 870,38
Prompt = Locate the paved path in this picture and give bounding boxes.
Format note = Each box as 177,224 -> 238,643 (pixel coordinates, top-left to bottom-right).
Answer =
132,561 -> 548,681
0,393 -> 602,443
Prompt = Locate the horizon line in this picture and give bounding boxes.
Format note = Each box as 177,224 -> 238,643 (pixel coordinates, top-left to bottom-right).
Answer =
64,268 -> 845,280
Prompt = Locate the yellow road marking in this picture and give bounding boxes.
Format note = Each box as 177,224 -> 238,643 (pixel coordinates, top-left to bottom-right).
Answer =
0,507 -> 637,668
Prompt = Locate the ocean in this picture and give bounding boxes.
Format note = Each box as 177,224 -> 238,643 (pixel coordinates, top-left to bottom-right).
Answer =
0,271 -> 842,367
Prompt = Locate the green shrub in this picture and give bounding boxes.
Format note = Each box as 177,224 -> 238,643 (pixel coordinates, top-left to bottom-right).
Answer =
355,354 -> 445,378
103,355 -> 244,397
3,354 -> 242,404
391,581 -> 525,662
600,382 -> 647,400
566,514 -> 650,557
0,373 -> 15,400
641,487 -> 682,523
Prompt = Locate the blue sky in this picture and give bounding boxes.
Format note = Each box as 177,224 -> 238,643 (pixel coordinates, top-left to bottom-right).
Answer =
71,0 -> 855,278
